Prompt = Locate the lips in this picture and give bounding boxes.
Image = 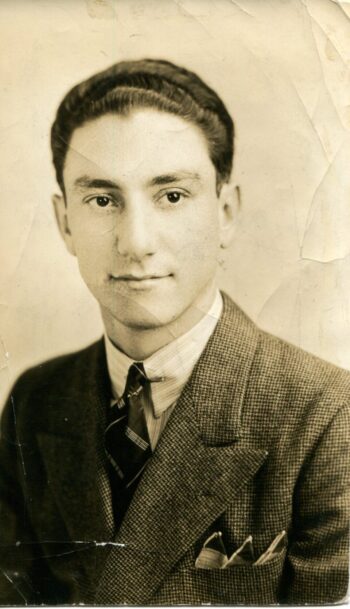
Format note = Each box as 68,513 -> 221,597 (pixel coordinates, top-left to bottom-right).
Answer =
111,274 -> 170,281
109,273 -> 172,290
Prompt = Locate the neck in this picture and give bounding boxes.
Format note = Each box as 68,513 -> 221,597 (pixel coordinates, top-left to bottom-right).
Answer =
101,281 -> 218,361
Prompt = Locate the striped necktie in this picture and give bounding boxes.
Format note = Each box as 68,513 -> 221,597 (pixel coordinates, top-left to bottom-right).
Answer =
104,362 -> 152,526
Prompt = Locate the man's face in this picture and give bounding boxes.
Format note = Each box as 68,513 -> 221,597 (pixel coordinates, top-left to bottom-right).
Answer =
56,109 -> 235,332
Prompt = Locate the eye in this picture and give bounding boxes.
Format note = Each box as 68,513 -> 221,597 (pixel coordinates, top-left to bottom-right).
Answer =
165,191 -> 183,204
86,194 -> 116,209
94,195 -> 112,207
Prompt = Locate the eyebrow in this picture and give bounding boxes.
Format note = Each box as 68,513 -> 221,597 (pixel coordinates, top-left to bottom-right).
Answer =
73,171 -> 202,191
73,176 -> 121,190
148,172 -> 201,187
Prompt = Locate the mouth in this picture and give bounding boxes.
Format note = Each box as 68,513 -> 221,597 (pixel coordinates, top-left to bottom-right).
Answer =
109,274 -> 172,290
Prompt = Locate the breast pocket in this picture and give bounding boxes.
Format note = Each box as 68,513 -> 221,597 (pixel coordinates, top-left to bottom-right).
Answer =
187,546 -> 287,605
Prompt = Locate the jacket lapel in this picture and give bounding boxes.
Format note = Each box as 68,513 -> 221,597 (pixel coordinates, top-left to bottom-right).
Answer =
96,295 -> 268,604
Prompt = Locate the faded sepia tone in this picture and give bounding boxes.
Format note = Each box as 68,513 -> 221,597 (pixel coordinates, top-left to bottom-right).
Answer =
0,0 -> 350,606
0,0 -> 350,407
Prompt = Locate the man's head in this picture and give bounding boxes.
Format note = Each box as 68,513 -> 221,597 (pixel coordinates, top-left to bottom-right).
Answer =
51,59 -> 238,346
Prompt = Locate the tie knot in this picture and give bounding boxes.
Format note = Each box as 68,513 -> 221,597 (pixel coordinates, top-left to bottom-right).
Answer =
125,362 -> 147,396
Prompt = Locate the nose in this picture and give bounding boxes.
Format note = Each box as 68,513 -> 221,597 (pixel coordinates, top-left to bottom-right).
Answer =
115,198 -> 156,261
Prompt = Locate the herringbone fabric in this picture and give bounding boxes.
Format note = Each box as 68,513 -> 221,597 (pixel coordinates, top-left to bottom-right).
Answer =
105,363 -> 152,525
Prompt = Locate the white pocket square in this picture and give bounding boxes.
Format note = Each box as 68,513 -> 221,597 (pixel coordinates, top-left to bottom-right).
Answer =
194,531 -> 228,569
195,530 -> 287,569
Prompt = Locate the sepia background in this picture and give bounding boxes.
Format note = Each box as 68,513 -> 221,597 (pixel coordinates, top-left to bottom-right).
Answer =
0,0 -> 350,408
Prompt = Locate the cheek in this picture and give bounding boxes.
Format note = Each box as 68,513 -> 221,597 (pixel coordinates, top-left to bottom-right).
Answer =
178,207 -> 220,261
69,219 -> 113,280
70,207 -> 109,249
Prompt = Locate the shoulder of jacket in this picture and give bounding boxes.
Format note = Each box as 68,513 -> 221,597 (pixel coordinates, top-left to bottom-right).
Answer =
6,339 -> 104,402
257,325 -> 350,386
221,292 -> 350,417
250,327 -> 350,438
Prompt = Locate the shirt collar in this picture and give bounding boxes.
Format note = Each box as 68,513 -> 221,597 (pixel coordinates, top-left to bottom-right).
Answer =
104,290 -> 223,418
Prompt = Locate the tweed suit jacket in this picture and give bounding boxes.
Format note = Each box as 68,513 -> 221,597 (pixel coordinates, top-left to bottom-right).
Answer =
0,293 -> 349,605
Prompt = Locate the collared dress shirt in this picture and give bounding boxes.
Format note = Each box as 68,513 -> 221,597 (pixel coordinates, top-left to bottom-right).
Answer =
104,290 -> 223,451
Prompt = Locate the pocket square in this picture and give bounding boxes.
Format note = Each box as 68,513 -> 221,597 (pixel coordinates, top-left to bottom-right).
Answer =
195,531 -> 228,569
195,532 -> 254,569
195,530 -> 287,570
224,535 -> 254,567
253,530 -> 287,566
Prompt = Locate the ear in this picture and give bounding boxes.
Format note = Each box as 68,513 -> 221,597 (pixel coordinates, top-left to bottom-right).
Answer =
52,194 -> 76,256
218,182 -> 241,249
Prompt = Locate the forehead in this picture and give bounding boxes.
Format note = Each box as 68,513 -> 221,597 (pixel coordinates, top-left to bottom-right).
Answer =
63,109 -> 215,185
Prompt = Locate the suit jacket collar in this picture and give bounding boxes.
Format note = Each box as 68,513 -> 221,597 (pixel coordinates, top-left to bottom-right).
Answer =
190,291 -> 259,444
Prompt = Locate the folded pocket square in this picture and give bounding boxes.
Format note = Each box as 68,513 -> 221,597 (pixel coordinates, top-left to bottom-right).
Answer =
253,530 -> 287,566
195,530 -> 287,569
224,535 -> 254,567
195,532 -> 228,569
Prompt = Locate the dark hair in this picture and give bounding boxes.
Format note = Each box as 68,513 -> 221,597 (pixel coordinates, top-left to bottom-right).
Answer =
51,58 -> 234,195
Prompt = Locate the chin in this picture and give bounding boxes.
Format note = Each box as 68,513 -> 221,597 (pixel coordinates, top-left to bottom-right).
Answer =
107,300 -> 177,331
120,317 -> 167,331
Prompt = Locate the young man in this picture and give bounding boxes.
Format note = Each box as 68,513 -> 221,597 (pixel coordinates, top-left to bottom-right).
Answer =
0,59 -> 349,606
